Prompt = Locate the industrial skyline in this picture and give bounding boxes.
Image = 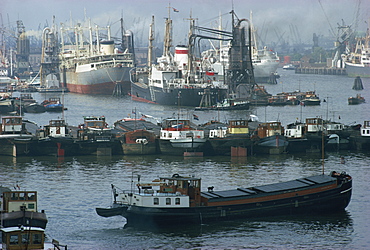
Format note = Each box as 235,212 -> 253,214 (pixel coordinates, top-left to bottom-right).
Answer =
1,0 -> 369,48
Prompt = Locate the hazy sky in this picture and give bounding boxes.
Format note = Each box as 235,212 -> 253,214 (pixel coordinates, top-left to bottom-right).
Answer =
2,0 -> 369,47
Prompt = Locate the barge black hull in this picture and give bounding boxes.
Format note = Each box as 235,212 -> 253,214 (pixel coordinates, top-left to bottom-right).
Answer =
124,182 -> 351,227
114,174 -> 352,228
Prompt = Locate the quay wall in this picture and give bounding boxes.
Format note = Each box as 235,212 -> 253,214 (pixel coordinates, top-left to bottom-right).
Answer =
295,67 -> 347,75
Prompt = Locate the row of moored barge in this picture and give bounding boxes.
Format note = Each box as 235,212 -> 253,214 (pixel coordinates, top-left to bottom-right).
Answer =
1,115 -> 370,157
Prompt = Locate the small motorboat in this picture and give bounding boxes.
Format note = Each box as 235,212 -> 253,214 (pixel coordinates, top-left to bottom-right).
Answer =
41,97 -> 64,112
348,94 -> 365,105
283,64 -> 296,70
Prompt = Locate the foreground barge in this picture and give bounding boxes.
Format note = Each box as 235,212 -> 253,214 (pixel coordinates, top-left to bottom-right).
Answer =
96,172 -> 352,228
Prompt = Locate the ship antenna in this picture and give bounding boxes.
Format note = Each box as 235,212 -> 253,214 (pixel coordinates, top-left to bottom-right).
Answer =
321,117 -> 325,174
62,88 -> 65,120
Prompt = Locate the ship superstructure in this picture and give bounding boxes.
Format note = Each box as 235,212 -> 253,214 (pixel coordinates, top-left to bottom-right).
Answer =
131,10 -> 257,107
59,18 -> 135,95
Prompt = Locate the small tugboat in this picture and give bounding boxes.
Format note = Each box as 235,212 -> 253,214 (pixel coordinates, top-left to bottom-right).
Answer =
348,94 -> 365,105
205,119 -> 253,156
267,95 -> 290,106
349,120 -> 370,151
0,187 -> 47,229
118,129 -> 158,155
24,102 -> 46,113
96,172 -> 352,228
20,91 -> 45,113
75,116 -> 122,156
0,186 -> 67,250
41,97 -> 64,112
35,119 -> 78,156
284,121 -> 313,153
252,121 -> 289,154
114,117 -> 161,155
282,64 -> 296,70
0,116 -> 37,156
1,226 -> 67,250
159,118 -> 207,156
301,96 -> 321,105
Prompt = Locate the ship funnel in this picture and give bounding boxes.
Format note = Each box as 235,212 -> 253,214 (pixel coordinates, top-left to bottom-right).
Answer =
122,30 -> 135,54
174,45 -> 188,70
100,40 -> 115,55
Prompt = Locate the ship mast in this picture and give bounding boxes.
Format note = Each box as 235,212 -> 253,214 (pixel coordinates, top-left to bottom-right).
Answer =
186,14 -> 195,84
148,16 -> 155,71
250,11 -> 258,54
163,4 -> 173,58
88,19 -> 94,56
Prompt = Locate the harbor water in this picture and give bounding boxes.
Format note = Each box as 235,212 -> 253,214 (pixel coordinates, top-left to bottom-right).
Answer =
1,69 -> 370,249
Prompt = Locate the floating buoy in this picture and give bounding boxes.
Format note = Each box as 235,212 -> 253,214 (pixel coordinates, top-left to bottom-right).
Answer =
352,76 -> 364,90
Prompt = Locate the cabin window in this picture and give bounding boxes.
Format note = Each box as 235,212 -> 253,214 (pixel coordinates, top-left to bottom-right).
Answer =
21,234 -> 30,244
153,198 -> 159,205
10,234 -> 19,245
28,193 -> 36,200
175,198 -> 180,205
166,198 -> 171,205
168,133 -> 172,138
11,193 -> 18,200
33,233 -> 42,244
28,203 -> 35,209
19,193 -> 26,200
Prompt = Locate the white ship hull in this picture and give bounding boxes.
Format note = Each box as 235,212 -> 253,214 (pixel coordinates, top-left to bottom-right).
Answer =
253,60 -> 280,79
345,62 -> 370,78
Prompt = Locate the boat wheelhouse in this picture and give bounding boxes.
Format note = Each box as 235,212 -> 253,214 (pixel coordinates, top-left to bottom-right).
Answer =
1,190 -> 47,229
254,121 -> 288,154
206,119 -> 252,156
159,119 -> 207,155
1,226 -> 46,250
43,119 -> 70,137
75,116 -> 121,156
361,121 -> 370,137
0,116 -> 36,156
35,119 -> 78,157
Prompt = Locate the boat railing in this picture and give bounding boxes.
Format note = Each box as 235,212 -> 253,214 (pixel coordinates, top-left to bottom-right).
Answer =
95,136 -> 113,142
330,171 -> 352,185
120,189 -> 185,197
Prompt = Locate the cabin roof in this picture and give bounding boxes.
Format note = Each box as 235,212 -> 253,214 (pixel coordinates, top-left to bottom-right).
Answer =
1,226 -> 45,233
160,175 -> 200,181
